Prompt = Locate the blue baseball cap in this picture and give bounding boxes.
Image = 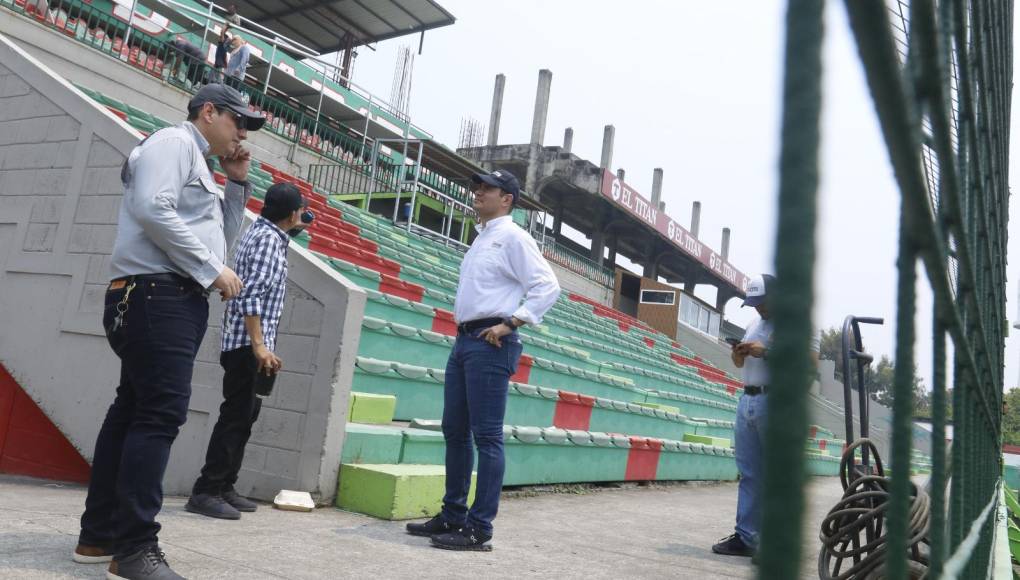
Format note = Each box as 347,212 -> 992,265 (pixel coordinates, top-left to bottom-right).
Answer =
471,169 -> 520,203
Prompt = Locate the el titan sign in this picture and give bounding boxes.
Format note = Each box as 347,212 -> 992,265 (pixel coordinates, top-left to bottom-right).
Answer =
600,170 -> 750,294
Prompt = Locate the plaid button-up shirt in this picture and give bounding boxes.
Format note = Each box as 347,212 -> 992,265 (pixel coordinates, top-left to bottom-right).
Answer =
221,217 -> 289,352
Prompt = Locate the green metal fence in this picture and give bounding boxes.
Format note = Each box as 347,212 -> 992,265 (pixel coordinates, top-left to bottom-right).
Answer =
759,0 -> 1011,578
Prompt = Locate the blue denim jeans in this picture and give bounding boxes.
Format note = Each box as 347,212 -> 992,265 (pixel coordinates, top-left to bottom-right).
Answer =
734,392 -> 768,546
440,328 -> 523,536
79,277 -> 208,556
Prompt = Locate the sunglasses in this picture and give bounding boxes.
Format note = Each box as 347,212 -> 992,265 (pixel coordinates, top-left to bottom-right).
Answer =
214,106 -> 246,130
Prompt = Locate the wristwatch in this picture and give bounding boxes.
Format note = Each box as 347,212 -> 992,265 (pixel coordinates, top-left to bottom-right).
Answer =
503,317 -> 523,329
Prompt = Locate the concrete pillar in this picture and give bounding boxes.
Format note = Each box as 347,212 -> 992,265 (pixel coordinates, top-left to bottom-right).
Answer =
691,201 -> 701,238
683,268 -> 699,294
600,125 -> 615,170
486,73 -> 505,147
530,69 -> 552,145
553,205 -> 564,236
590,230 -> 605,266
716,287 -> 735,312
643,261 -> 658,280
721,227 -> 731,260
658,201 -> 665,212
642,242 -> 658,279
616,168 -> 625,182
650,167 -> 664,206
563,127 -> 573,152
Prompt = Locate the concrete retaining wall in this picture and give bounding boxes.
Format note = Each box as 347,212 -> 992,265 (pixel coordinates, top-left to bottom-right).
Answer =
0,33 -> 365,502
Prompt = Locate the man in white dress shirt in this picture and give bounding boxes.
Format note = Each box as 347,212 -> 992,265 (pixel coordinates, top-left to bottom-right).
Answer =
405,169 -> 560,551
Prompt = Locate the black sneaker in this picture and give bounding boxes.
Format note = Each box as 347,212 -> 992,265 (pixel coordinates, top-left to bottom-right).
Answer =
106,545 -> 184,580
430,525 -> 493,552
222,489 -> 257,512
184,493 -> 241,520
711,533 -> 755,557
405,514 -> 457,537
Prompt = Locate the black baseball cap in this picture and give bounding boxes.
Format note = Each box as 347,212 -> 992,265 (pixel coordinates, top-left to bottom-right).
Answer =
471,169 -> 520,203
263,182 -> 306,216
188,83 -> 266,131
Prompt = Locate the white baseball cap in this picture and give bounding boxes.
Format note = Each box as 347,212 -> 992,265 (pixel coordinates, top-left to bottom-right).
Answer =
742,274 -> 775,307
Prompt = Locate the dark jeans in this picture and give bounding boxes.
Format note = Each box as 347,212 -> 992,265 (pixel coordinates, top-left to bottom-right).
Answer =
440,328 -> 523,536
192,345 -> 262,495
79,277 -> 209,557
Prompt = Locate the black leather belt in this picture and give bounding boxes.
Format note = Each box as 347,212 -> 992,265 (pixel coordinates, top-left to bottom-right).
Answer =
744,385 -> 768,396
110,273 -> 207,295
457,317 -> 504,335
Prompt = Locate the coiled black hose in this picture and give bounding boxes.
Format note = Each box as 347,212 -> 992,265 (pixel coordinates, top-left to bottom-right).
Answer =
817,439 -> 930,579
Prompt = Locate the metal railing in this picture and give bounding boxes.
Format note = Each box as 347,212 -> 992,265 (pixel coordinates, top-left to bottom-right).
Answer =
759,1 -> 1011,579
540,240 -> 614,289
307,161 -> 400,198
0,0 -> 420,174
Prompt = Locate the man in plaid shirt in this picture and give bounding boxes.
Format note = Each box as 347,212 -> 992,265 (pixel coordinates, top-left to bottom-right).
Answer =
186,182 -> 310,519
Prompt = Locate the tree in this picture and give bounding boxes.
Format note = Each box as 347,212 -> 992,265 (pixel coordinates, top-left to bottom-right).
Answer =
818,326 -> 928,416
1002,388 -> 1020,446
819,327 -> 843,379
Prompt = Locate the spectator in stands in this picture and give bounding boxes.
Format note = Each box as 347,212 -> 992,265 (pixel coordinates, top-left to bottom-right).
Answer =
185,183 -> 312,520
212,26 -> 233,83
405,170 -> 560,551
711,274 -> 819,558
225,4 -> 241,26
73,84 -> 265,580
169,36 -> 207,87
226,35 -> 251,86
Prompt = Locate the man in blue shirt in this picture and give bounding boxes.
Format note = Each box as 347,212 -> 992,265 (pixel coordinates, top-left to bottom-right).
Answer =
187,183 -> 310,520
74,84 -> 265,580
226,35 -> 251,85
712,274 -> 818,558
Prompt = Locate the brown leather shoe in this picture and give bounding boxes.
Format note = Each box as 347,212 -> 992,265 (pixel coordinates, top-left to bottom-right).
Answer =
73,543 -> 114,564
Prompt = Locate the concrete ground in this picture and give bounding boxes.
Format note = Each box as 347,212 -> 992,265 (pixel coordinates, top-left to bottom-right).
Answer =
0,474 -> 848,580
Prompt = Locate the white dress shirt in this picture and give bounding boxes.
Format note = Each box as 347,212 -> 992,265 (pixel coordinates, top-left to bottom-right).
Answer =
453,215 -> 561,325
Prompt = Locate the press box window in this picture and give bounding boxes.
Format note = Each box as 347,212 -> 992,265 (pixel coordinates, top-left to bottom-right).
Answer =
639,290 -> 676,305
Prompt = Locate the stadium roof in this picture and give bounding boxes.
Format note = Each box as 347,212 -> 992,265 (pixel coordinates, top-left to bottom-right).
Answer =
227,0 -> 456,54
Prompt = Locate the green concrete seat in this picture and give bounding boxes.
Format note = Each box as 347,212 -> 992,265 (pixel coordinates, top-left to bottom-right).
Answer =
336,463 -> 476,520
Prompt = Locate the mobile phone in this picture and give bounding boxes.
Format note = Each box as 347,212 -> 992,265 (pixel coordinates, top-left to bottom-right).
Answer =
254,367 -> 277,398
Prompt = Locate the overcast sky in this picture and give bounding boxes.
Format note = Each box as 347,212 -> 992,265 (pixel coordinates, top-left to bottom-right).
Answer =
342,1 -> 1019,392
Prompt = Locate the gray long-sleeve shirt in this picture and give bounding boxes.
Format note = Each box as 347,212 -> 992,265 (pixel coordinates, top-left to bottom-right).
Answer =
109,122 -> 249,288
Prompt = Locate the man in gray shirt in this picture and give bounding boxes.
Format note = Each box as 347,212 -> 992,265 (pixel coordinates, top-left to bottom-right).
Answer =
73,84 -> 265,580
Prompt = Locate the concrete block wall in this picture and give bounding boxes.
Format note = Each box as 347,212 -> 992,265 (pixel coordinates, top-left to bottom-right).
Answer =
0,33 -> 365,502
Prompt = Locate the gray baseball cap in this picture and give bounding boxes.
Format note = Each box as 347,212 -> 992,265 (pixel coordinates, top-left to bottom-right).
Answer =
188,84 -> 266,131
